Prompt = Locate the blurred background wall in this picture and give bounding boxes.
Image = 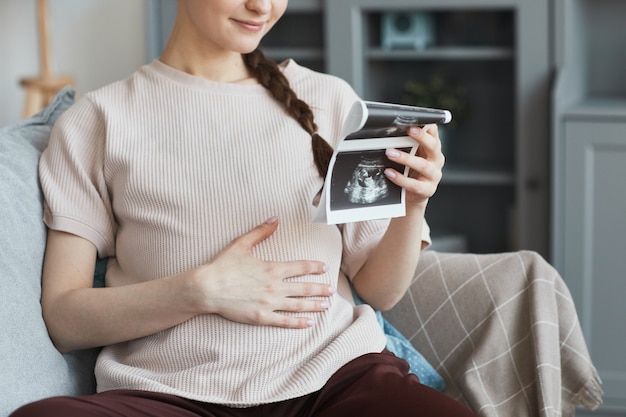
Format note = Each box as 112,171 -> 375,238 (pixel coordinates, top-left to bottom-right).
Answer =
0,0 -> 147,126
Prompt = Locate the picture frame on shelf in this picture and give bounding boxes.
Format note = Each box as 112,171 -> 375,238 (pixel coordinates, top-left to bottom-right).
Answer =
381,12 -> 435,50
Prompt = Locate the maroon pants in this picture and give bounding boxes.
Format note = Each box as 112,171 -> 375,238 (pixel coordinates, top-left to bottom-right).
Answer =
11,350 -> 476,417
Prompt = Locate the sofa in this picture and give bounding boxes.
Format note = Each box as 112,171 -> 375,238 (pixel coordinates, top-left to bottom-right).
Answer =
0,88 -> 603,416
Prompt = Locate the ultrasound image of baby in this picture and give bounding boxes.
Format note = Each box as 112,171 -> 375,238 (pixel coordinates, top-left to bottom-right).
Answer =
343,157 -> 389,204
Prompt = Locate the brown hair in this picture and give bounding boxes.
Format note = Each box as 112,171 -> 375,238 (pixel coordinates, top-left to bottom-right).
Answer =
243,49 -> 334,179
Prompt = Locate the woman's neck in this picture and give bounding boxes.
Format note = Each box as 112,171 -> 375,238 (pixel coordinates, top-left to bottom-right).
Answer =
159,42 -> 256,84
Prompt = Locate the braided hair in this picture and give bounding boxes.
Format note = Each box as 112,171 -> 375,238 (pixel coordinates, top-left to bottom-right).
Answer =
242,49 -> 334,179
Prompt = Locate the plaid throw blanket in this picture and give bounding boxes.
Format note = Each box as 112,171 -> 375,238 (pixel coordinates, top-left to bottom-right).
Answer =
383,250 -> 603,417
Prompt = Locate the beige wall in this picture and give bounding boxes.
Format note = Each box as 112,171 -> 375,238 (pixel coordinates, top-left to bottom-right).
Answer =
0,0 -> 147,126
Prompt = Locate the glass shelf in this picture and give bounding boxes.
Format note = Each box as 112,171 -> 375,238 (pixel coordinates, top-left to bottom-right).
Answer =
441,167 -> 515,186
367,46 -> 514,61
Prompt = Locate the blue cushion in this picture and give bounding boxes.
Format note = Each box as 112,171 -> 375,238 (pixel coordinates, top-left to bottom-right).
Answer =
352,289 -> 446,391
0,88 -> 99,417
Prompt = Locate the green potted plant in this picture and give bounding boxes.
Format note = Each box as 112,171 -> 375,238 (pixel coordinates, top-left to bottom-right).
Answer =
401,74 -> 470,127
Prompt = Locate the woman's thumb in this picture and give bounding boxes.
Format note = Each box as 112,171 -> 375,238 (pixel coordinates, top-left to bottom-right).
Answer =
234,216 -> 279,250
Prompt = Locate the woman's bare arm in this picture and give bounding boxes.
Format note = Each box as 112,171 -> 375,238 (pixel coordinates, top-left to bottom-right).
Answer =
351,124 -> 443,311
42,218 -> 334,353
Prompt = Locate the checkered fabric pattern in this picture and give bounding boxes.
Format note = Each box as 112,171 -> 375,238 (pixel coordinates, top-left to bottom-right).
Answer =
383,250 -> 603,417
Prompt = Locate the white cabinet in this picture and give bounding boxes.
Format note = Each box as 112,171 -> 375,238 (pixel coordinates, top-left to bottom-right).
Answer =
560,114 -> 626,415
552,0 -> 626,414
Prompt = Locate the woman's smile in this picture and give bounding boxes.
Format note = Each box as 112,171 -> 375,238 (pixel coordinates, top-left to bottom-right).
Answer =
232,18 -> 266,33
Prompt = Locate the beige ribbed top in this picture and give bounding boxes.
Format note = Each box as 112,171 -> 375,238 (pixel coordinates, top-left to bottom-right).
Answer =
39,59 -> 427,406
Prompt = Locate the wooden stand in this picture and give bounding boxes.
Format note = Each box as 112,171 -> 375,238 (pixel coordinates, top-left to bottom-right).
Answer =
20,75 -> 74,119
20,0 -> 74,119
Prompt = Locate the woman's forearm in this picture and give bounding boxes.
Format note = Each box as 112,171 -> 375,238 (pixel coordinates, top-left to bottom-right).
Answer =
41,230 -> 201,353
43,273 -> 200,353
351,203 -> 427,311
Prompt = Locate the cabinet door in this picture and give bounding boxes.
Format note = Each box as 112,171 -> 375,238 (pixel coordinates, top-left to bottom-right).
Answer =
563,119 -> 626,413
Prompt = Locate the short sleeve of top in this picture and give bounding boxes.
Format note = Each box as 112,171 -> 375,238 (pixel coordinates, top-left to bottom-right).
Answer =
39,96 -> 116,258
340,218 -> 431,280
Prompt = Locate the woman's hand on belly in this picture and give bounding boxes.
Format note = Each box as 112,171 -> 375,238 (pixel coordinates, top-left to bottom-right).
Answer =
186,217 -> 336,329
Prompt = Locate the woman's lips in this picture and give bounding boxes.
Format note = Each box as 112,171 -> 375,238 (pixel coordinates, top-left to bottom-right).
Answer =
233,19 -> 265,32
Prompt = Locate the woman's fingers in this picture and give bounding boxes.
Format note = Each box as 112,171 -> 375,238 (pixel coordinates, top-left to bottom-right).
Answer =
385,148 -> 441,182
227,216 -> 280,253
254,312 -> 319,329
410,124 -> 442,157
256,295 -> 332,329
270,259 -> 329,280
383,124 -> 444,202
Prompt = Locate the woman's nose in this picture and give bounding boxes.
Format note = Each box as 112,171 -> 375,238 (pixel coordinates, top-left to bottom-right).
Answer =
246,0 -> 272,15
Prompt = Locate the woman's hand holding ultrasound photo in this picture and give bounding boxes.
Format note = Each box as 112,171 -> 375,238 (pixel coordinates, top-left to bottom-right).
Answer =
383,124 -> 444,210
